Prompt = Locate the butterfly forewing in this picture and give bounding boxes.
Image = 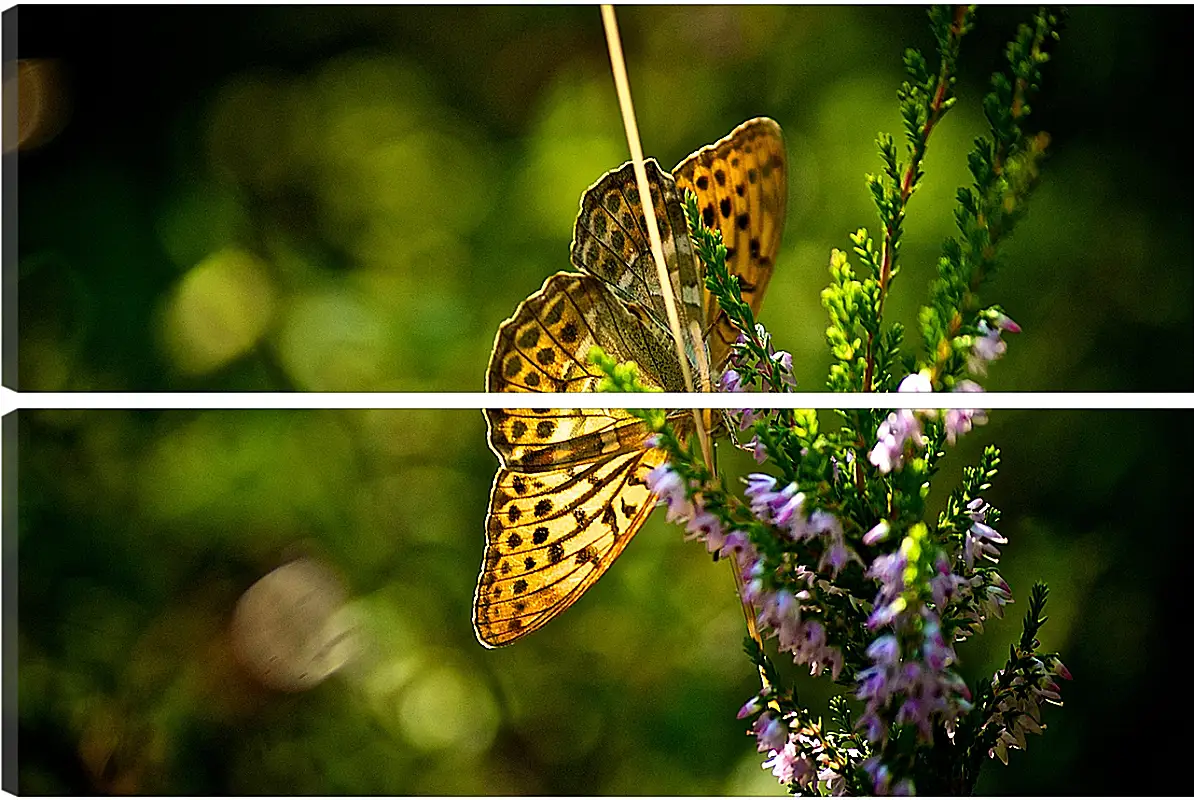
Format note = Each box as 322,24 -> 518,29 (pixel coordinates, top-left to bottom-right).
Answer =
480,268 -> 678,645
673,117 -> 788,371
571,159 -> 705,360
486,409 -> 656,471
487,272 -> 685,397
473,446 -> 666,647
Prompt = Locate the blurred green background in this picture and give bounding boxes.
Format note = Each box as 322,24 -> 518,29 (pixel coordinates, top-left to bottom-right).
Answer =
12,5 -> 1192,392
14,407 -> 1191,794
9,4 -> 1193,796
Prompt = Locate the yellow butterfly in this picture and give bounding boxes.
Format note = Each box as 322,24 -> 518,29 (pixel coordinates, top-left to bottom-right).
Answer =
474,118 -> 788,647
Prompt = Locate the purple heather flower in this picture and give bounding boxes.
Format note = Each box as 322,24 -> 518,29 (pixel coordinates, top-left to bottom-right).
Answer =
867,597 -> 905,630
727,324 -> 798,393
968,313 -> 1021,376
857,710 -> 885,744
685,510 -> 727,556
867,634 -> 900,666
752,588 -> 845,681
890,656 -> 971,743
958,572 -> 1013,632
930,553 -> 966,609
819,766 -> 849,796
856,664 -> 889,705
744,473 -> 778,502
763,738 -> 816,787
973,321 -> 1007,362
721,530 -> 759,573
863,758 -> 892,795
898,371 -> 933,396
740,558 -> 768,607
817,647 -> 845,682
869,409 -> 925,474
770,486 -> 808,531
737,694 -> 764,720
807,509 -> 841,538
645,464 -> 695,523
867,550 -> 908,629
759,588 -> 797,625
685,510 -> 720,538
752,712 -> 788,753
863,520 -> 892,546
771,349 -> 798,391
964,520 -> 1008,569
921,612 -> 956,672
721,368 -> 743,393
818,537 -> 856,577
762,743 -> 796,784
945,380 -> 988,445
746,434 -> 768,463
790,620 -> 826,661
772,603 -> 806,656
809,510 -> 859,577
961,499 -> 1007,569
743,474 -> 809,536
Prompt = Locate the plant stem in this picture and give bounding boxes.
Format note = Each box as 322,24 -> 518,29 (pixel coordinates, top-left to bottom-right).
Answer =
862,4 -> 970,394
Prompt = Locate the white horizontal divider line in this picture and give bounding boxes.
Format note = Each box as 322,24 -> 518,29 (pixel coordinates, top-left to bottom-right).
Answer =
3,389 -> 1193,414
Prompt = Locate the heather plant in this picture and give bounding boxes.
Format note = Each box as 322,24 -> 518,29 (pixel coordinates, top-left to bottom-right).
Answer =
593,6 -> 1068,794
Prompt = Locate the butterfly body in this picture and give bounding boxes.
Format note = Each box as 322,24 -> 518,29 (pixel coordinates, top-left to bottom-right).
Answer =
475,119 -> 787,647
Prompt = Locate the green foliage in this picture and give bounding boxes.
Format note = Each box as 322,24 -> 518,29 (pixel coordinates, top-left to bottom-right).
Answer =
587,345 -> 661,394
938,445 -> 1002,544
919,8 -> 1065,386
865,5 -> 975,350
685,191 -> 794,401
633,6 -> 1073,796
685,191 -> 751,336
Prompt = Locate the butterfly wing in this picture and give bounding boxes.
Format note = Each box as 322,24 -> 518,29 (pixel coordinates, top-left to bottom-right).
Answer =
570,159 -> 706,367
479,272 -> 682,646
473,445 -> 666,647
487,271 -> 685,399
672,117 -> 788,371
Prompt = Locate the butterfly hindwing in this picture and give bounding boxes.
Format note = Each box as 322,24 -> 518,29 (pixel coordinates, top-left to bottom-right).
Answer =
672,117 -> 788,371
473,446 -> 667,647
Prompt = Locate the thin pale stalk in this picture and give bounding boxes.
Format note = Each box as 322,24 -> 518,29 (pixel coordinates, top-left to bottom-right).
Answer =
601,6 -> 764,671
600,5 -> 711,463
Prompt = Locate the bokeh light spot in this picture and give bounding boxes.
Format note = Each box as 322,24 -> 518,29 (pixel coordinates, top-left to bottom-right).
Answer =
161,248 -> 276,374
231,558 -> 361,692
273,288 -> 389,391
398,664 -> 498,754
